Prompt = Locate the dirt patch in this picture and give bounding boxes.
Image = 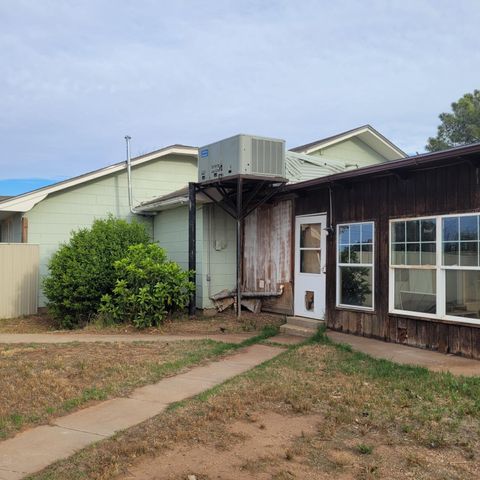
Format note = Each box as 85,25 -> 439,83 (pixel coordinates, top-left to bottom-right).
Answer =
3,310 -> 284,336
121,412 -> 323,480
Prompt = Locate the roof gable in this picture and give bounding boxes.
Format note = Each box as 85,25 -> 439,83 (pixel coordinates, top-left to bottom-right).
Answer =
0,145 -> 198,213
291,125 -> 406,161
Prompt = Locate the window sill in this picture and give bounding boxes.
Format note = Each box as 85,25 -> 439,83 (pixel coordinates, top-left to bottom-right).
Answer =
335,305 -> 376,315
388,311 -> 480,329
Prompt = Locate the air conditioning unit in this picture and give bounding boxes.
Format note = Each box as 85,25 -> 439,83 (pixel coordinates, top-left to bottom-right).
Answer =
198,134 -> 286,182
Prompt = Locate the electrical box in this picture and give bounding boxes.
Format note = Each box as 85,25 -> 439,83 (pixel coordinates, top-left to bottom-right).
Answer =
198,134 -> 286,182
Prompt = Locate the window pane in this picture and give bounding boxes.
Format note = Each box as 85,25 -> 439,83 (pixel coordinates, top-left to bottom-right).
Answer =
460,216 -> 478,241
394,269 -> 436,314
340,266 -> 372,308
339,225 -> 349,244
350,244 -> 361,264
392,222 -> 405,243
361,244 -> 372,264
460,241 -> 478,266
301,249 -> 321,273
421,219 -> 436,242
392,243 -> 405,265
406,243 -> 420,265
443,242 -> 459,266
406,220 -> 420,242
443,217 -> 458,241
339,244 -> 349,263
446,270 -> 480,319
421,242 -> 436,265
361,223 -> 373,244
350,224 -> 361,244
300,223 -> 321,248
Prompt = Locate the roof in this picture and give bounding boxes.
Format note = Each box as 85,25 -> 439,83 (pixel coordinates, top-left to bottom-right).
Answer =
136,151 -> 352,212
0,196 -> 12,202
286,141 -> 480,192
0,144 -> 198,213
291,124 -> 406,161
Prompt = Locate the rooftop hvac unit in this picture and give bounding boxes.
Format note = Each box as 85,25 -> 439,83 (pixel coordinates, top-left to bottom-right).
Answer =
198,134 -> 286,182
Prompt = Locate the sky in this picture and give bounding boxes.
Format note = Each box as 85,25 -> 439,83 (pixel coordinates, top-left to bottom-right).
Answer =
0,0 -> 479,195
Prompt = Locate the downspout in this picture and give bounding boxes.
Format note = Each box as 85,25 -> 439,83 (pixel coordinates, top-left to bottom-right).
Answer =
125,135 -> 136,215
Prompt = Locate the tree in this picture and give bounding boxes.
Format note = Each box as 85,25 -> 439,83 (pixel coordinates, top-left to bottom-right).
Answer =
426,89 -> 480,152
43,216 -> 150,328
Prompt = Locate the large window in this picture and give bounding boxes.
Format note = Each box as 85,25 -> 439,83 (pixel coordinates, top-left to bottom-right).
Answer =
337,222 -> 374,309
390,214 -> 480,324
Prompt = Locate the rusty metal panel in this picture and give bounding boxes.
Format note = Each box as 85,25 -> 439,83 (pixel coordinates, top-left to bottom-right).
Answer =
0,244 -> 39,318
243,199 -> 293,314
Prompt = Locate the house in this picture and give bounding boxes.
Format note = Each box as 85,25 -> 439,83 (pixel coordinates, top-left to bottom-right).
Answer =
136,125 -> 405,310
0,144 -> 197,309
246,142 -> 480,359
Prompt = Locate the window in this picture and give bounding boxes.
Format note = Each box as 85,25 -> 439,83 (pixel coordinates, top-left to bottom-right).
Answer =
390,214 -> 480,325
337,222 -> 374,309
299,223 -> 322,273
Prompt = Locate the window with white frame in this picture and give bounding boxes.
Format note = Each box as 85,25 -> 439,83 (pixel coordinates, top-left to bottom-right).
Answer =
390,214 -> 480,324
337,222 -> 374,309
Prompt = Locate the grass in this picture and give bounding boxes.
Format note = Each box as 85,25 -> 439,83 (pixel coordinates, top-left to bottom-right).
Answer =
27,328 -> 480,480
0,339 -> 230,439
0,325 -> 279,440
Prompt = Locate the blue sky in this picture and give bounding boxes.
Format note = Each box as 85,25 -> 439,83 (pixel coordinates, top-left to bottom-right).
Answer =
1,0 -> 479,195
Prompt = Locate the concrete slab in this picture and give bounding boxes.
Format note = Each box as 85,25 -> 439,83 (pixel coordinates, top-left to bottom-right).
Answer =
0,332 -> 252,345
54,398 -> 167,436
0,426 -> 102,480
268,334 -> 306,345
327,331 -> 480,377
130,375 -> 217,404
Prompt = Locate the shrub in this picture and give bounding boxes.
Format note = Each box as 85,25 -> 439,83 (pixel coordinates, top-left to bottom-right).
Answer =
43,216 -> 150,328
98,243 -> 195,328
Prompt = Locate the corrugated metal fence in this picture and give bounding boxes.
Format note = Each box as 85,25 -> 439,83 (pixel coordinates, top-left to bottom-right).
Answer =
0,244 -> 39,318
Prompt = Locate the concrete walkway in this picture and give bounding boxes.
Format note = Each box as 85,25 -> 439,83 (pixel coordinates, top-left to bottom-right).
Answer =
0,344 -> 283,480
0,332 -> 254,345
327,331 -> 480,377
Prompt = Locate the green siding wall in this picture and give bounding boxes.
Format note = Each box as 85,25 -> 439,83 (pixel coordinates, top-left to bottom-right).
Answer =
153,203 -> 236,309
26,154 -> 197,306
312,138 -> 386,166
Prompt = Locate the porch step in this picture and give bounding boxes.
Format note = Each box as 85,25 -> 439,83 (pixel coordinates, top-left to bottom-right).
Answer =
279,317 -> 325,338
285,316 -> 323,329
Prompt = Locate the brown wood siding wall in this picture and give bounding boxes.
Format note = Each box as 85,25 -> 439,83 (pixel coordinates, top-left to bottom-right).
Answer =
294,159 -> 480,359
243,199 -> 293,314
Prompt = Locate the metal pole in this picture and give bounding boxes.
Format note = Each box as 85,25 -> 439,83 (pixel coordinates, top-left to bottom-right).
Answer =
188,182 -> 196,316
236,177 -> 243,318
125,135 -> 135,214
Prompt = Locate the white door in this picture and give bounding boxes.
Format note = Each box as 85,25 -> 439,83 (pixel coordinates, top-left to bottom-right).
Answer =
294,214 -> 327,319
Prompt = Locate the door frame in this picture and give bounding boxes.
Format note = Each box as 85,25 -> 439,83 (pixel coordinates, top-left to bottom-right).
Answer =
294,212 -> 328,319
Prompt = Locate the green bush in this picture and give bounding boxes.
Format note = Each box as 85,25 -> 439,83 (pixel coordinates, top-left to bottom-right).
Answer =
43,216 -> 150,328
98,243 -> 195,328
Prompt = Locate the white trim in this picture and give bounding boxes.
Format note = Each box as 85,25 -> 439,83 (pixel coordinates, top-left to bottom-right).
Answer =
301,126 -> 406,160
336,221 -> 375,311
389,213 -> 480,326
0,146 -> 198,213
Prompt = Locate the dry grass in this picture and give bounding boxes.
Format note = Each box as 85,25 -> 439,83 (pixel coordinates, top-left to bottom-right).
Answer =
0,314 -> 56,333
0,339 -> 235,440
28,333 -> 480,480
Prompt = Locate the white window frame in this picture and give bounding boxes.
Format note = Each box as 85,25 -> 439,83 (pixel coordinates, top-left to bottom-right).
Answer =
389,212 -> 480,326
336,221 -> 375,311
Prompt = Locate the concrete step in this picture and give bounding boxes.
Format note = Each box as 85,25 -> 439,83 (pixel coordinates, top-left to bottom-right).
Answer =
279,324 -> 317,338
286,316 -> 324,329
